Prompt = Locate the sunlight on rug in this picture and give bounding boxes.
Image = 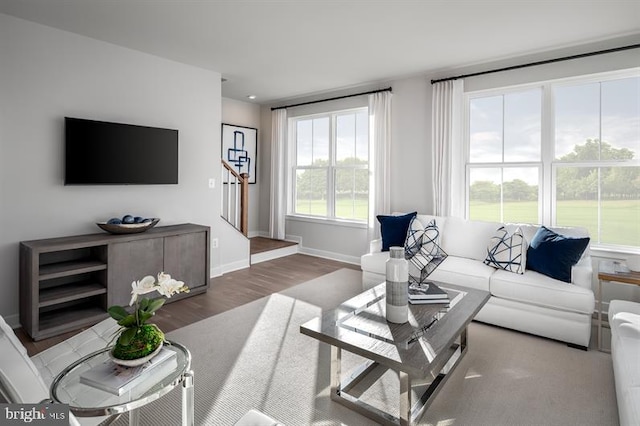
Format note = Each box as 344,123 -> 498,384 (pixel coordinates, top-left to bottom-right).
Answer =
109,268 -> 617,426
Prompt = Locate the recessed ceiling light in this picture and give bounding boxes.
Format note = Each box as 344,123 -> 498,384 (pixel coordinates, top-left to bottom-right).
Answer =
247,95 -> 256,100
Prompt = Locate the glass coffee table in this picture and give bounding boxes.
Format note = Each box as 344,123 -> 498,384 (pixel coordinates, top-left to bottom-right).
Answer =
50,340 -> 194,426
300,282 -> 489,426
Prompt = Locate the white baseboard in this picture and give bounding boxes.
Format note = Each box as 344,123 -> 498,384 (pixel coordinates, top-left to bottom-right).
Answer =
251,244 -> 299,264
298,246 -> 361,266
210,266 -> 223,278
221,259 -> 250,274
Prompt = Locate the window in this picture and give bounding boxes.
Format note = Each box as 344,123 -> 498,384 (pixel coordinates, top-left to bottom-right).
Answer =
468,89 -> 542,224
466,70 -> 640,249
291,108 -> 369,222
554,77 -> 640,247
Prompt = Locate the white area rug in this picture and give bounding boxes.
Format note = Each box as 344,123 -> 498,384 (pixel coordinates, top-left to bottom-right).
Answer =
112,268 -> 618,425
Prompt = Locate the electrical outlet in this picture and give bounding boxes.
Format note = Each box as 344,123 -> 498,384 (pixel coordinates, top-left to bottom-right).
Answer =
212,238 -> 219,248
208,178 -> 215,189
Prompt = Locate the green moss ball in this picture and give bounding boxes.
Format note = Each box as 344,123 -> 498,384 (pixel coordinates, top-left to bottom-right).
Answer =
112,325 -> 164,360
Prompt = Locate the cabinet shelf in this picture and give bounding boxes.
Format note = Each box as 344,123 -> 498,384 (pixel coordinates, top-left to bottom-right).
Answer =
39,260 -> 107,281
20,223 -> 210,341
38,305 -> 108,339
39,282 -> 107,308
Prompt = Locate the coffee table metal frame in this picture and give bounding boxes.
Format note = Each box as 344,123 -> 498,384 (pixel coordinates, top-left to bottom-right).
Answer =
301,283 -> 489,426
50,340 -> 194,426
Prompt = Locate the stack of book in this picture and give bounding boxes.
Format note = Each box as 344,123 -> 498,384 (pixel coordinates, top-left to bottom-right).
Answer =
80,347 -> 177,395
408,282 -> 449,305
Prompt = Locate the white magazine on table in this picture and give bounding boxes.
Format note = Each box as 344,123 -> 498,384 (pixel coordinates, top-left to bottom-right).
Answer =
80,347 -> 176,395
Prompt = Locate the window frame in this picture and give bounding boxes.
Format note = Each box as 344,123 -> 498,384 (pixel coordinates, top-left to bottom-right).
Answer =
464,68 -> 640,250
465,82 -> 545,223
288,106 -> 370,226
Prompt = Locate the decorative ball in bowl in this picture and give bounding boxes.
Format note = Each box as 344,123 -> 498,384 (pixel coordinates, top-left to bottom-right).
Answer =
97,216 -> 160,234
626,255 -> 640,273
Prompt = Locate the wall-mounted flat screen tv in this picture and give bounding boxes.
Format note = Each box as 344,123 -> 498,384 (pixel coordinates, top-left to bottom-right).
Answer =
65,117 -> 178,185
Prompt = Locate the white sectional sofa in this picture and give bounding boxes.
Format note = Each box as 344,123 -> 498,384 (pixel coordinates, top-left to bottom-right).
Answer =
609,299 -> 640,426
361,215 -> 595,348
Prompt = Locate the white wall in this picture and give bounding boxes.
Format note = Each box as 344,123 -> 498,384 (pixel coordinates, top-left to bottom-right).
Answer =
258,36 -> 640,281
214,97 -> 263,274
0,14 -> 231,326
221,97 -> 261,235
260,96 -> 372,262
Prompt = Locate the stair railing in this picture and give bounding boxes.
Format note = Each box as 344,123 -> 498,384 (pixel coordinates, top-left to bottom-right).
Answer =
221,160 -> 249,236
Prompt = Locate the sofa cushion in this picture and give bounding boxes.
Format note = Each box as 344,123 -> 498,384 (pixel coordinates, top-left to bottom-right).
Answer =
377,212 -> 417,251
484,226 -> 527,274
440,217 -> 503,261
526,226 -> 590,283
429,257 -> 494,292
489,269 -> 595,314
360,251 -> 389,276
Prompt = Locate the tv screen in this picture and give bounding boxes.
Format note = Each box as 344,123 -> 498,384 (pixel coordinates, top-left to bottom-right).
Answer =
65,117 -> 178,185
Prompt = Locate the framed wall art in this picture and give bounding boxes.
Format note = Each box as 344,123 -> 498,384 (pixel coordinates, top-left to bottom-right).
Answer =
221,123 -> 257,184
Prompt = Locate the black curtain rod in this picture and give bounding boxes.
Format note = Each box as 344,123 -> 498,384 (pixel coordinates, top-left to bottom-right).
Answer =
271,87 -> 392,111
431,43 -> 640,84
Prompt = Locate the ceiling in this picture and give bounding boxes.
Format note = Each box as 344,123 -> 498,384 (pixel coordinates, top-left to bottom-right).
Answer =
1,0 -> 639,104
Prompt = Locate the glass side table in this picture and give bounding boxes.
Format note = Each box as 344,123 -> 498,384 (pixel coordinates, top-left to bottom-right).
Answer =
50,340 -> 194,426
598,260 -> 640,352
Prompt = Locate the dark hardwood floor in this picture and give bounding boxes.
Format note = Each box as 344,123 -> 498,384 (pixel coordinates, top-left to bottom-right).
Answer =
250,236 -> 297,255
17,254 -> 359,356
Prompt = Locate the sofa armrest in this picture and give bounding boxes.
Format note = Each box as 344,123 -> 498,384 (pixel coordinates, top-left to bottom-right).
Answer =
618,322 -> 640,340
571,256 -> 593,290
611,300 -> 640,317
369,238 -> 382,254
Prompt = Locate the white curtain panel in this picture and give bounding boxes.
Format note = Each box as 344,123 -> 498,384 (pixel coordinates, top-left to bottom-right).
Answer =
269,109 -> 287,240
368,91 -> 392,241
431,79 -> 464,217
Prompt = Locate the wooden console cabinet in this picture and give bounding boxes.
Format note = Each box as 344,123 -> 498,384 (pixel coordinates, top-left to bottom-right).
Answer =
20,224 -> 210,340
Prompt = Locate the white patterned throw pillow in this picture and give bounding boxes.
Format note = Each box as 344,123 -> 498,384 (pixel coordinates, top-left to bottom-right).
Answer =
484,226 -> 527,274
404,218 -> 447,283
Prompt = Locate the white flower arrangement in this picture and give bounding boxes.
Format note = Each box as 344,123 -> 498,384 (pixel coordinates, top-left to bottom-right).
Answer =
108,273 -> 189,359
129,272 -> 189,306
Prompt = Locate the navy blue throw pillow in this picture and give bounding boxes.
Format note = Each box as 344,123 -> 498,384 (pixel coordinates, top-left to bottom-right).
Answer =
526,226 -> 590,283
377,212 -> 417,252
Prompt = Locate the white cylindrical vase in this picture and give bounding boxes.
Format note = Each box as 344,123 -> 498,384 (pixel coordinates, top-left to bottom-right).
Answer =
386,246 -> 409,324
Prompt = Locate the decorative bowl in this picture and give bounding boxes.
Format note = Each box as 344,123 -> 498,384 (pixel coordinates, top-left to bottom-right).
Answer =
626,255 -> 640,273
108,343 -> 163,367
97,218 -> 160,234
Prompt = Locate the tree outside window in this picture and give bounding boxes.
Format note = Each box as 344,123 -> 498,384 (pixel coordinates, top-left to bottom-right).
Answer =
467,72 -> 639,249
292,109 -> 369,222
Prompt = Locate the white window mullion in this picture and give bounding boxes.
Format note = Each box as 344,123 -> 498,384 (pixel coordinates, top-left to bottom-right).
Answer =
328,114 -> 336,219
597,82 -> 603,244
542,82 -> 554,226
